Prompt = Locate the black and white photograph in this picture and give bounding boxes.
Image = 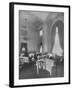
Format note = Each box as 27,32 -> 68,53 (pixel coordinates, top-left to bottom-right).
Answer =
9,2 -> 70,87
19,10 -> 64,79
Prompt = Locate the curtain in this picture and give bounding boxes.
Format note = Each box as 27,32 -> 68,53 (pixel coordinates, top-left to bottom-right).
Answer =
50,20 -> 64,55
58,23 -> 64,50
50,25 -> 56,52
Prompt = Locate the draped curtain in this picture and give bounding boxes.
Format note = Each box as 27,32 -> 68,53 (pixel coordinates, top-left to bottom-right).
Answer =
50,20 -> 64,55
58,22 -> 64,55
50,25 -> 56,52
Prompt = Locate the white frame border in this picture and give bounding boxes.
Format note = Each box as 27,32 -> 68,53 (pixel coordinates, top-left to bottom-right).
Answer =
14,4 -> 69,86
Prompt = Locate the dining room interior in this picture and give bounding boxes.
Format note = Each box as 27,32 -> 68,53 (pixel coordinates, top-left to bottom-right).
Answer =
19,10 -> 64,79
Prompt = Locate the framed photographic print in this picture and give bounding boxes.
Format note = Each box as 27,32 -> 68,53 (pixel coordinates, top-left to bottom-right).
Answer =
9,2 -> 70,87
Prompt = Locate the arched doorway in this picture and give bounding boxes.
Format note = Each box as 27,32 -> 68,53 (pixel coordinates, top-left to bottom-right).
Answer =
50,20 -> 64,56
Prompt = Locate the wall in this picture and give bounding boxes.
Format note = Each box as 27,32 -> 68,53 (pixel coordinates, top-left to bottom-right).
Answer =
19,11 -> 64,54
19,11 -> 43,52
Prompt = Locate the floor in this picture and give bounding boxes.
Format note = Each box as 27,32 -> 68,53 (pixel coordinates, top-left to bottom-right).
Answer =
19,60 -> 64,79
